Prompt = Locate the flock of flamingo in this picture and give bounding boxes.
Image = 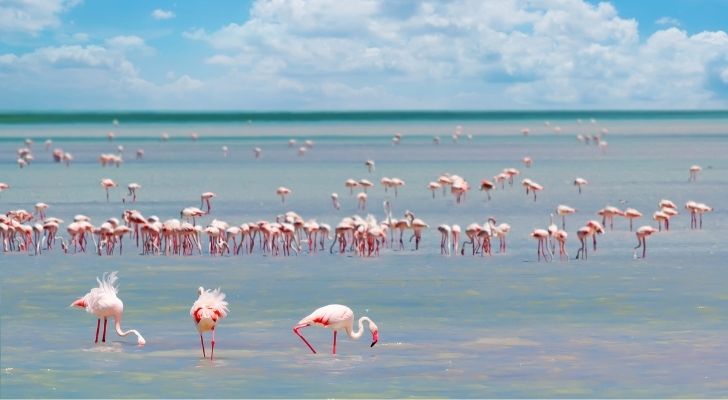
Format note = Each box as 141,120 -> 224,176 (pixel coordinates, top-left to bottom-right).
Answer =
71,271 -> 377,357
2,127 -> 715,357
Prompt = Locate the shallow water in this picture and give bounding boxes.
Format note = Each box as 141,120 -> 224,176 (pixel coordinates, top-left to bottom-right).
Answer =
1,116 -> 728,398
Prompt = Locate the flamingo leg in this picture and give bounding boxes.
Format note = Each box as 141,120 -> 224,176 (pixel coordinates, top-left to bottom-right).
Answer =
333,330 -> 337,355
293,323 -> 317,354
102,317 -> 107,342
211,328 -> 216,360
95,318 -> 100,343
200,334 -> 206,358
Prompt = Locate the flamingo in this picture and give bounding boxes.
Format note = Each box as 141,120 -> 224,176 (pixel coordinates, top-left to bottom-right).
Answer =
365,159 -> 375,173
276,187 -> 291,203
34,202 -> 49,220
71,271 -> 146,345
623,208 -> 642,231
359,179 -> 374,193
556,205 -> 576,229
331,193 -> 341,210
253,147 -> 262,159
438,224 -> 451,255
200,192 -> 216,214
345,179 -> 359,194
357,192 -> 367,210
127,183 -> 141,203
427,182 -> 441,199
574,177 -> 588,194
190,287 -> 229,360
100,178 -> 117,202
479,179 -> 494,200
293,304 -> 378,354
689,165 -> 702,182
634,226 -> 658,258
530,229 -> 551,262
522,156 -> 533,168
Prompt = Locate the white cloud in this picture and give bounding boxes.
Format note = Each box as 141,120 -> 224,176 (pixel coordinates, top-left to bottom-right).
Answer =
0,44 -> 201,108
72,32 -> 89,42
655,16 -> 681,27
151,8 -> 175,20
106,35 -> 146,48
182,0 -> 728,109
0,0 -> 80,35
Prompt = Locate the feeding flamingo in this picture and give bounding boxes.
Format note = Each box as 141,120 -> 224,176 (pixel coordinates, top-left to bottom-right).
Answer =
200,192 -> 215,214
190,287 -> 229,360
70,271 -> 146,345
634,226 -> 658,258
293,304 -> 378,354
100,178 -> 117,202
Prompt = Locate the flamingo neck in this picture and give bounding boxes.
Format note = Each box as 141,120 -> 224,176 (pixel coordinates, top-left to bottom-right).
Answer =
114,315 -> 146,344
348,316 -> 373,340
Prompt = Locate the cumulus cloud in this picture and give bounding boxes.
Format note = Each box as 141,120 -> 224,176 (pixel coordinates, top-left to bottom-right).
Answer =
183,0 -> 728,109
0,0 -> 80,35
151,8 -> 175,20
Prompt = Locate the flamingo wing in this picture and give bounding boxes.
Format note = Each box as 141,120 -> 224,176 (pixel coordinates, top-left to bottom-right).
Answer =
299,304 -> 353,327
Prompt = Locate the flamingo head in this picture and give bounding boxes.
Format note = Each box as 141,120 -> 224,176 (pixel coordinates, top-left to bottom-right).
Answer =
70,297 -> 86,309
369,321 -> 379,347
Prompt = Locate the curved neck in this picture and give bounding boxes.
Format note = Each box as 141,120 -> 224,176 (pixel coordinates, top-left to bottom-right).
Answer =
114,316 -> 145,343
348,316 -> 373,340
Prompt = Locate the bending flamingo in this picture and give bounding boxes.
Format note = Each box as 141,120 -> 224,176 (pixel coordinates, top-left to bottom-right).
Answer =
190,287 -> 229,360
634,226 -> 658,258
293,304 -> 378,354
71,271 -> 146,345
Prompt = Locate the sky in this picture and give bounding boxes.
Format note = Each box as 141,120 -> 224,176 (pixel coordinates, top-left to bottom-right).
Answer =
0,0 -> 727,110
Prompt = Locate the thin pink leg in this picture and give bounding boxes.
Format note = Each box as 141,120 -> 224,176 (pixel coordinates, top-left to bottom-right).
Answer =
102,317 -> 107,342
95,318 -> 100,343
200,334 -> 206,358
211,328 -> 216,360
293,323 -> 317,354
333,330 -> 337,355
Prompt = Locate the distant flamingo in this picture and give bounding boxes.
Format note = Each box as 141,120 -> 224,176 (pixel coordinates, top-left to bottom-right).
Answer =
276,187 -> 291,203
201,192 -> 215,213
127,183 -> 141,203
689,165 -> 702,182
345,179 -> 359,194
623,208 -> 642,231
479,179 -> 494,200
634,226 -> 658,258
190,287 -> 229,360
530,229 -> 551,262
359,179 -> 373,193
556,205 -> 576,229
253,147 -> 262,158
574,177 -> 588,194
390,178 -> 405,197
293,304 -> 378,354
100,178 -> 117,202
331,193 -> 341,210
427,182 -> 441,199
71,271 -> 146,345
554,229 -> 568,260
357,192 -> 367,210
438,224 -> 451,255
365,160 -> 375,173
34,202 -> 49,219
522,157 -> 533,168
598,206 -> 623,230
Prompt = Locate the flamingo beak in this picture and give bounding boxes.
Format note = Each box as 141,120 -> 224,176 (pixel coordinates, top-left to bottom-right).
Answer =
371,331 -> 379,347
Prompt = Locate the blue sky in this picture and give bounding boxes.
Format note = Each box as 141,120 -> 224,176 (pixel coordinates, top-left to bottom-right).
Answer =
1,0 -> 727,110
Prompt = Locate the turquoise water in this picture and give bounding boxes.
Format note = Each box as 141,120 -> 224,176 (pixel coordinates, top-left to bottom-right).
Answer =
1,114 -> 727,397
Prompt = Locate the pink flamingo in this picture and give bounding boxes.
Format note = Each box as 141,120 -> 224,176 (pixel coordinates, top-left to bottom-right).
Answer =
357,192 -> 368,210
634,226 -> 658,258
556,205 -> 576,230
293,304 -> 378,354
200,192 -> 215,213
71,272 -> 146,345
522,156 -> 533,168
437,224 -> 451,255
100,178 -> 117,202
689,165 -> 702,182
34,202 -> 49,220
276,187 -> 291,203
428,182 -> 441,199
127,183 -> 141,203
530,229 -> 551,262
345,179 -> 359,194
554,229 -> 568,260
190,287 -> 229,360
479,179 -> 494,200
623,208 -> 642,231
574,177 -> 588,194
365,160 -> 375,173
331,193 -> 341,210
